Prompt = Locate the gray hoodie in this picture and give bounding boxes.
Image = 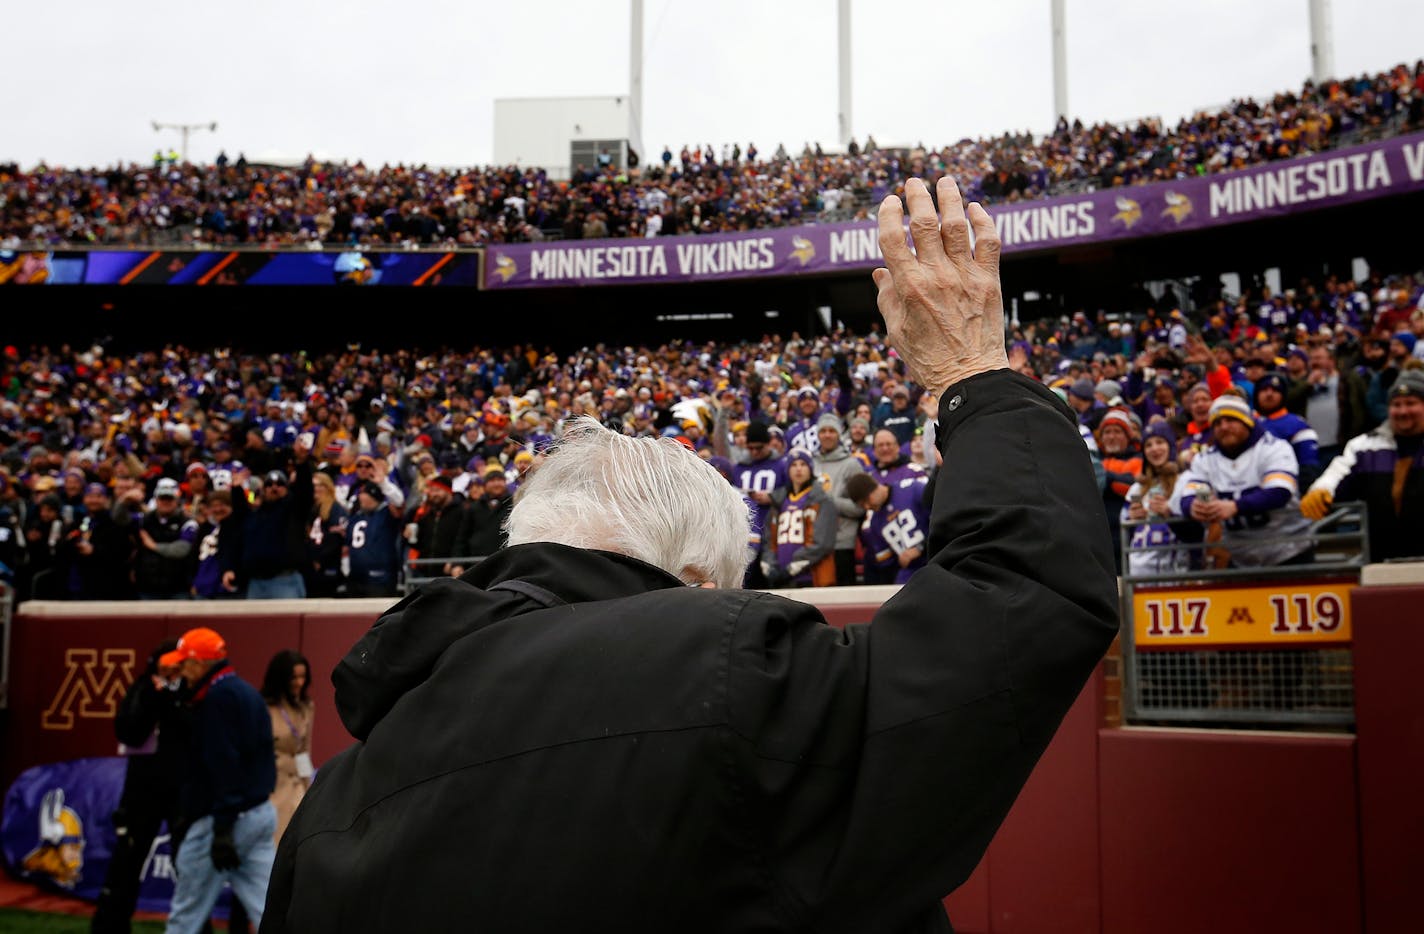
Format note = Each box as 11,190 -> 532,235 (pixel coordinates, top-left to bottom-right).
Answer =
814,442 -> 868,549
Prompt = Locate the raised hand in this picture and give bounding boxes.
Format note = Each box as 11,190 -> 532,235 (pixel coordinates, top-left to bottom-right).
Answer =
872,177 -> 1008,394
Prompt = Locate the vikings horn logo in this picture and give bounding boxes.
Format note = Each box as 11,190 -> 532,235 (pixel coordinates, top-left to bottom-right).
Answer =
1111,197 -> 1142,229
1162,191 -> 1193,224
790,236 -> 816,265
22,789 -> 85,888
493,255 -> 518,282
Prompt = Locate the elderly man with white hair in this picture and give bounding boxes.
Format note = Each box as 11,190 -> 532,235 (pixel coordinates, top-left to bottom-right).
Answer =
263,178 -> 1119,934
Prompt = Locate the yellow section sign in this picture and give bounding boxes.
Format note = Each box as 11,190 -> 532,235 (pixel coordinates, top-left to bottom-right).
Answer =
1132,579 -> 1353,648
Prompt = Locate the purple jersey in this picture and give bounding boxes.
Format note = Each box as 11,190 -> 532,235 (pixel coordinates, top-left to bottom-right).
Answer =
871,458 -> 926,490
734,456 -> 787,549
859,470 -> 930,583
784,411 -> 826,454
192,520 -> 236,598
206,459 -> 244,492
771,488 -> 823,585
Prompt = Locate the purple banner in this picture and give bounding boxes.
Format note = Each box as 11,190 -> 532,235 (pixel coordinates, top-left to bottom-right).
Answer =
3,757 -> 178,913
483,130 -> 1424,289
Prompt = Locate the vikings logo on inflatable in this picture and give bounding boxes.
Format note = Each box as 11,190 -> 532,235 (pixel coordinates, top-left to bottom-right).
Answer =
21,789 -> 85,888
333,252 -> 383,285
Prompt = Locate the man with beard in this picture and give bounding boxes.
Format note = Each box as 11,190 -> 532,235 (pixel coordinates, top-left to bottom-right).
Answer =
1358,335 -> 1396,425
1303,370 -> 1424,561
1175,395 -> 1310,567
1254,373 -> 1321,488
410,474 -> 469,577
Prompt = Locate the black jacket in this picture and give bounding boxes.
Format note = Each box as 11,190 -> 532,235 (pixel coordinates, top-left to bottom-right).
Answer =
114,646 -> 196,795
241,459 -> 314,581
460,492 -> 512,558
262,371 -> 1118,933
413,494 -> 469,561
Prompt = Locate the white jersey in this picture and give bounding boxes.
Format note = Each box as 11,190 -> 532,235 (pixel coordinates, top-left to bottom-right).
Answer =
1171,432 -> 1309,566
1122,474 -> 1190,576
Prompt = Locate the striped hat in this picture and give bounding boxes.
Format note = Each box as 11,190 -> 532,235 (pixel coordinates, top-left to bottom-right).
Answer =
1099,408 -> 1137,437
1208,395 -> 1255,428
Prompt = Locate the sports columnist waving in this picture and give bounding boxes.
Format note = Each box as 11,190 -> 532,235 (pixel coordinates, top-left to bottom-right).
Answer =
262,178 -> 1119,934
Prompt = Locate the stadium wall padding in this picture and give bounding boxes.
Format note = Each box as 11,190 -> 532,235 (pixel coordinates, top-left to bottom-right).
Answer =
5,584 -> 1419,933
1351,585 -> 1424,934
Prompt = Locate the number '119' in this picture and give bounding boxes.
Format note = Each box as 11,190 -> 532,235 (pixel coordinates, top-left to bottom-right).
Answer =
1269,593 -> 1343,633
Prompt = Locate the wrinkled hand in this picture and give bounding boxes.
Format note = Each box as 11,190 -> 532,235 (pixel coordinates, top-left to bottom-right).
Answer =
873,177 -> 1007,394
210,827 -> 240,871
1301,488 -> 1333,520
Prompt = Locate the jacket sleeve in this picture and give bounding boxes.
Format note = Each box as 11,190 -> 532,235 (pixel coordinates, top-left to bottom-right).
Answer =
1310,433 -> 1365,500
731,369 -> 1119,927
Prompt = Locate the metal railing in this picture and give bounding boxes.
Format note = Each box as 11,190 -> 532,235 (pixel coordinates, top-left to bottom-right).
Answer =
1118,504 -> 1368,729
403,555 -> 488,593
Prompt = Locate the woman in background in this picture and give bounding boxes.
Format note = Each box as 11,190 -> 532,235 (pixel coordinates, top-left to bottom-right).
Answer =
306,473 -> 347,597
261,650 -> 315,842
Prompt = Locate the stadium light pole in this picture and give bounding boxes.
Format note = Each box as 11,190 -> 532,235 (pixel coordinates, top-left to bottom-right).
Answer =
151,120 -> 217,164
629,0 -> 644,164
838,0 -> 852,146
1308,0 -> 1334,83
1051,0 -> 1068,124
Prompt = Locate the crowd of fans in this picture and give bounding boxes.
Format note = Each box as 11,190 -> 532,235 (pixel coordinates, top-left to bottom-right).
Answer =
2,265 -> 1421,600
3,63 -> 1421,249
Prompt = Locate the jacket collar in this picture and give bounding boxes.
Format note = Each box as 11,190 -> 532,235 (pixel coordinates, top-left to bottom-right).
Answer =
464,542 -> 687,605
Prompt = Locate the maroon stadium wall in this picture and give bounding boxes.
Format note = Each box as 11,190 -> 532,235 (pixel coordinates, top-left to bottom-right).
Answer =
4,576 -> 1420,933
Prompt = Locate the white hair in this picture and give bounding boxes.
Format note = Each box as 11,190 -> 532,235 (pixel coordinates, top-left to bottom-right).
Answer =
504,417 -> 751,590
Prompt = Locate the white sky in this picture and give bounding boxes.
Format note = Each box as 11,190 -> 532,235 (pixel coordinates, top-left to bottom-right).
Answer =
5,0 -> 1421,169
